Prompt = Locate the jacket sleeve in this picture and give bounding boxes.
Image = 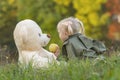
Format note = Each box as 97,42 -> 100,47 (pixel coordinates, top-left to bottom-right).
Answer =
78,35 -> 106,54
62,42 -> 76,60
91,40 -> 106,53
65,43 -> 76,60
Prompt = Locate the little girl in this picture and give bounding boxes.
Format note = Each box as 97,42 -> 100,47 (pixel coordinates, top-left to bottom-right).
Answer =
57,17 -> 106,60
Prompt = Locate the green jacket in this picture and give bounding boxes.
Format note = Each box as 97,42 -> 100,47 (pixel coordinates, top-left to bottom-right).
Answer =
62,33 -> 106,60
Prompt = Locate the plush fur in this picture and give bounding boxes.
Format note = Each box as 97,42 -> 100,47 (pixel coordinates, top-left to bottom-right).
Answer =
13,19 -> 58,68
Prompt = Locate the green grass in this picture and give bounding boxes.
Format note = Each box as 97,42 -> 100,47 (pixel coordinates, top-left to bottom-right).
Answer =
0,51 -> 120,80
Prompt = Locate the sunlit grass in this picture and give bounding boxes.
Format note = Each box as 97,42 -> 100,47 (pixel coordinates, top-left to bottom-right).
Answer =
0,50 -> 120,80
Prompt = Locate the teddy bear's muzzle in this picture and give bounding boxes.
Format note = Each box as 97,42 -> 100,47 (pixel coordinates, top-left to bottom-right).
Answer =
47,34 -> 51,38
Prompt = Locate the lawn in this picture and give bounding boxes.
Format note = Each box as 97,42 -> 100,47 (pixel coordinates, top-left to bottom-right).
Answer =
0,50 -> 120,80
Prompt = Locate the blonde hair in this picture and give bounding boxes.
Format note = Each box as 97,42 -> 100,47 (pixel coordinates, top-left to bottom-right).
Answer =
57,17 -> 85,35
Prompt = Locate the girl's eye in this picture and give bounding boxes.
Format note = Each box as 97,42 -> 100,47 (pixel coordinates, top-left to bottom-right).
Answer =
39,33 -> 41,36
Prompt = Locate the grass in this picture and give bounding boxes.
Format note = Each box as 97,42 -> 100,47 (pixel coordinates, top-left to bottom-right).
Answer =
0,50 -> 120,80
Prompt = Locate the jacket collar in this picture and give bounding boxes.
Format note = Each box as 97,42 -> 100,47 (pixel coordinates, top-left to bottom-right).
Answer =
63,33 -> 82,45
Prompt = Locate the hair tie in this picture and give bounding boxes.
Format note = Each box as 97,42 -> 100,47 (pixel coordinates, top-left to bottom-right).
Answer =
62,21 -> 73,35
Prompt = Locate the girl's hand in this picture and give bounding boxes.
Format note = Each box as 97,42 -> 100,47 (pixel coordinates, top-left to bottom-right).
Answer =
49,43 -> 60,57
54,46 -> 60,57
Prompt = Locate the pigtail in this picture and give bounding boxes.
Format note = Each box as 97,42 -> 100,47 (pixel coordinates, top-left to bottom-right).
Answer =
67,24 -> 73,35
62,21 -> 73,35
79,20 -> 85,34
75,18 -> 85,35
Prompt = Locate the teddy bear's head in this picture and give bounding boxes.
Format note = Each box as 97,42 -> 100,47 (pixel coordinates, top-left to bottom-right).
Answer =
57,17 -> 84,42
14,19 -> 50,51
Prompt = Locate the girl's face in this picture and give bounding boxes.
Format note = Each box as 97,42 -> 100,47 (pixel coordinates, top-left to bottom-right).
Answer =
57,27 -> 69,42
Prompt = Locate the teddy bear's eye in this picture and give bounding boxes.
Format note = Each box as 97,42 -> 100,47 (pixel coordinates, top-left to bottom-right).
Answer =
38,33 -> 41,37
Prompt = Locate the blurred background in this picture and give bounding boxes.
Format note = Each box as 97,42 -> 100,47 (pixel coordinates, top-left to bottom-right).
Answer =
0,0 -> 120,64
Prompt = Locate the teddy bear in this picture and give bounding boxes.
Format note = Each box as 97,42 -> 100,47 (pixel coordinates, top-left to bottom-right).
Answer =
13,19 -> 58,68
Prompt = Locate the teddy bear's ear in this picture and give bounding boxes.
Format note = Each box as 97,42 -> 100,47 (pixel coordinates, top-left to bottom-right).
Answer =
20,26 -> 28,44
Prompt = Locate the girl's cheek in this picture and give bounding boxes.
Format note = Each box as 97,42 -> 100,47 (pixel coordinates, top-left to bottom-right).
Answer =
60,35 -> 64,41
60,35 -> 63,40
59,34 -> 62,40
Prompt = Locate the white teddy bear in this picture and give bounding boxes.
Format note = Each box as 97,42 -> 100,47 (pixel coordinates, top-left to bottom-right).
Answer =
13,19 -> 58,68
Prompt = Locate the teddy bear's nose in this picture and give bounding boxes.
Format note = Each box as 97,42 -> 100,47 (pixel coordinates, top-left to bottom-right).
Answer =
47,34 -> 51,38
